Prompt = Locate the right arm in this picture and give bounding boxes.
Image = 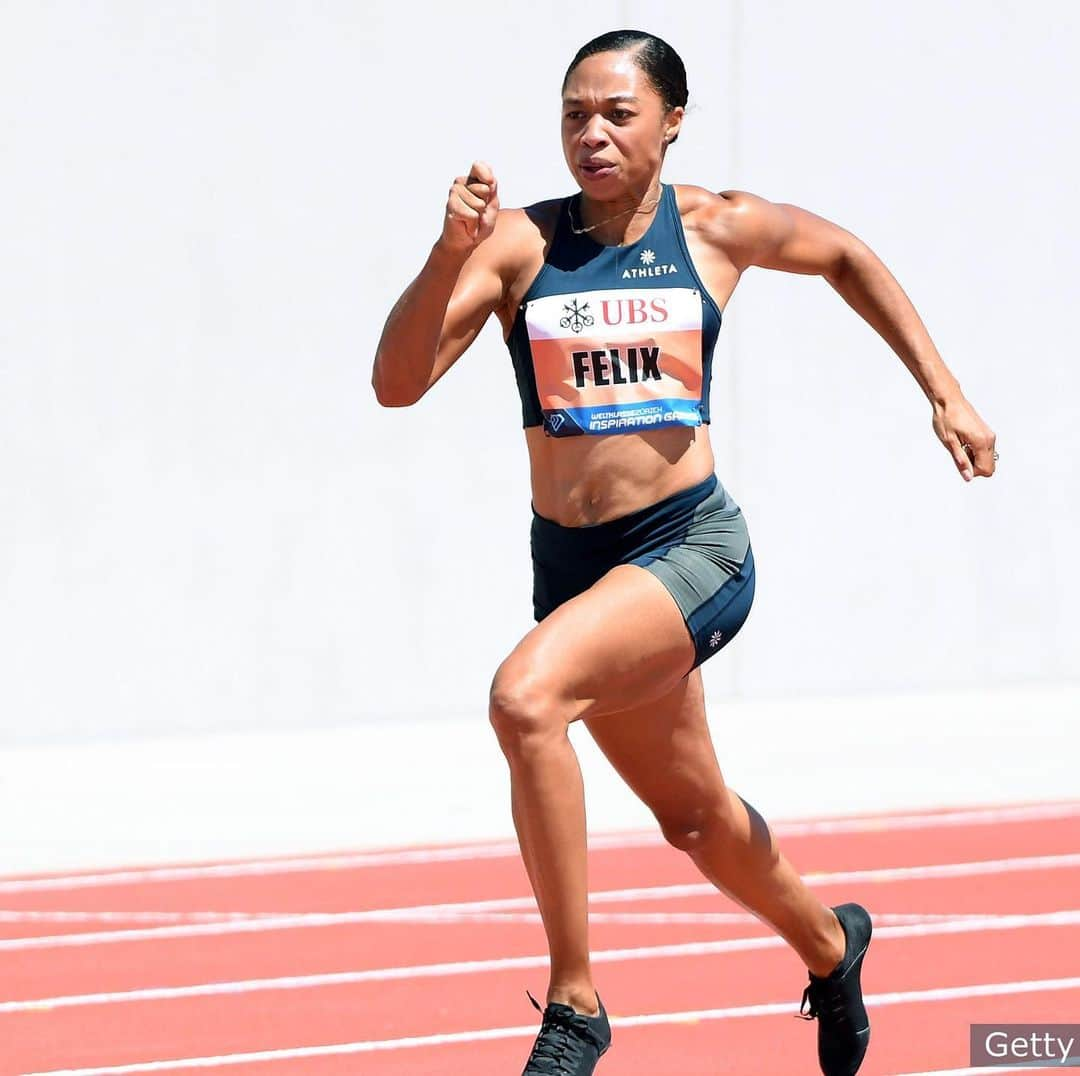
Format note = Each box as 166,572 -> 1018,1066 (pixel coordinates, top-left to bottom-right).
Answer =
372,161 -> 506,407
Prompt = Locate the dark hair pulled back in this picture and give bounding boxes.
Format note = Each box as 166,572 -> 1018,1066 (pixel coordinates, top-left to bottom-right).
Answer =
562,29 -> 688,140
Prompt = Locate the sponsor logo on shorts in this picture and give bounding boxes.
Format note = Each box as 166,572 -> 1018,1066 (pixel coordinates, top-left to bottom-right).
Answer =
710,630 -> 724,648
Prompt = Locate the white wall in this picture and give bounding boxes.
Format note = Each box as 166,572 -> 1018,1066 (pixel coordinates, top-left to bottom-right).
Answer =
1,1 -> 1076,745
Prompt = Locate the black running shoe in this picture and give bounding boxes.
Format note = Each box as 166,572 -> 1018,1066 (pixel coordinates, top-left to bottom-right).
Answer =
521,990 -> 611,1075
797,903 -> 873,1075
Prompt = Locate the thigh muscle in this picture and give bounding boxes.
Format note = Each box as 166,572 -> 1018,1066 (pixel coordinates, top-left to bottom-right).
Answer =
495,564 -> 697,723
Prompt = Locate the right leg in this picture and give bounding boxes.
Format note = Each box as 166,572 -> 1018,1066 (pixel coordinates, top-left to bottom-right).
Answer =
489,564 -> 700,1016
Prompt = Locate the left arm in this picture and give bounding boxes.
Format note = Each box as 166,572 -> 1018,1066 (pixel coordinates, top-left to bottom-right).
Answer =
713,190 -> 996,482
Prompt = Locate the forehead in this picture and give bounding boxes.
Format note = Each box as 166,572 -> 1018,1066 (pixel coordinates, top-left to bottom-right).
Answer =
562,50 -> 655,103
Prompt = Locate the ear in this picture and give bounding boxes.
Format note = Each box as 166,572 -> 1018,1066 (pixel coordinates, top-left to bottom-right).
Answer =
663,105 -> 685,145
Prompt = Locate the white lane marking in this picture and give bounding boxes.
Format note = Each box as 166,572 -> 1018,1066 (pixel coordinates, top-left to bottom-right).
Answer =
0,911 -> 273,925
0,909 -> 987,927
3,851 -> 1078,952
4,909 -> 1080,1014
306,910 -> 1000,927
890,1069 -> 1044,1075
19,976 -> 1080,1074
2,801 -> 1076,894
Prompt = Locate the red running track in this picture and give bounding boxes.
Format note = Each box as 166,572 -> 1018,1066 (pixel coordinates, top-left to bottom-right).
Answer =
1,801 -> 1078,1075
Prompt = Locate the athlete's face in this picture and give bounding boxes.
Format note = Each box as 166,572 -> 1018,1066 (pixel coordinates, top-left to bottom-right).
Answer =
561,50 -> 682,197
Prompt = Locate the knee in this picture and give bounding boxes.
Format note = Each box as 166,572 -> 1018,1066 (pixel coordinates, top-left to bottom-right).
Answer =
488,660 -> 567,760
656,799 -> 731,854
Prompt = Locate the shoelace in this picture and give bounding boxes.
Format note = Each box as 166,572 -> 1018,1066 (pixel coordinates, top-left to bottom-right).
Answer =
523,991 -> 592,1075
796,976 -> 850,1024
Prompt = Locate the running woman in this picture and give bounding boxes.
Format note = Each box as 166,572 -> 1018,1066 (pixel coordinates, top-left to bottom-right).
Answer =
372,28 -> 997,1076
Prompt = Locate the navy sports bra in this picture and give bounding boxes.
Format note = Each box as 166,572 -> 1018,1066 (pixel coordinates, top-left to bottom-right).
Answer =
506,183 -> 723,438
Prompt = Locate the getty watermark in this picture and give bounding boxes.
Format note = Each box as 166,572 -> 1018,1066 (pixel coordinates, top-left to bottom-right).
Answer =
971,1025 -> 1080,1067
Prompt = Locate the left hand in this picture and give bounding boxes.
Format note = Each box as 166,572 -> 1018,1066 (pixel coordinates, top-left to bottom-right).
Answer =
932,395 -> 997,482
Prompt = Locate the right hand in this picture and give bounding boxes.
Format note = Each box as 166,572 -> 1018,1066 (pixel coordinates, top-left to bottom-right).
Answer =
439,160 -> 499,255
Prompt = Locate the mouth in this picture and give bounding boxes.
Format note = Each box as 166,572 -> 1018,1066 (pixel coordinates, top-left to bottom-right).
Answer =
580,160 -> 616,180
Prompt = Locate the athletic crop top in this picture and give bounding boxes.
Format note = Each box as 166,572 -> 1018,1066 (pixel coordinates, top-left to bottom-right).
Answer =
506,182 -> 723,438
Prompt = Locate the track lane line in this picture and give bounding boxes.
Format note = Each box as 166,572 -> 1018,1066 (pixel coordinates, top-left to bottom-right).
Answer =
890,1070 -> 1051,1075
4,852 -> 1078,951
0,911 -> 273,925
2,801 -> 1076,893
0,909 -> 1008,926
4,909 -> 1080,1013
18,976 -> 1080,1074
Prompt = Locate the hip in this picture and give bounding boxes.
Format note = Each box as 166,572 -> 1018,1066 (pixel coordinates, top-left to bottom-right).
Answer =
530,472 -> 755,668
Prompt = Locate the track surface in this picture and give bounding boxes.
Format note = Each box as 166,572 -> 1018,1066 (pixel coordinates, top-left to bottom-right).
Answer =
1,801 -> 1078,1075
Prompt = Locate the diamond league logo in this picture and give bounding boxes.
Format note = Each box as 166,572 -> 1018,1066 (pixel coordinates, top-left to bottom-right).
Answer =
548,414 -> 566,433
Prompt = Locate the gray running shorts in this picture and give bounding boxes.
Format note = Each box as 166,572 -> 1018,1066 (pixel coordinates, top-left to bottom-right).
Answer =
530,473 -> 755,668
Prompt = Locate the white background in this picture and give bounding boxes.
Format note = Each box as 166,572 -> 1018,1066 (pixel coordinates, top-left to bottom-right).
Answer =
2,0 -> 1077,755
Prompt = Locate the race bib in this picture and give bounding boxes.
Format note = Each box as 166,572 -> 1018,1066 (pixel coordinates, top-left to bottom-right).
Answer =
524,287 -> 704,437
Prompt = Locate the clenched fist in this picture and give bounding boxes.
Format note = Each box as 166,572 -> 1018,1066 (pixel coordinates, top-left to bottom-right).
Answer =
932,394 -> 997,482
439,160 -> 500,255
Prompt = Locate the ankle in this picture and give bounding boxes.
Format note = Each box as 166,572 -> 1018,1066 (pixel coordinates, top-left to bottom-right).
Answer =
547,983 -> 600,1017
806,908 -> 846,978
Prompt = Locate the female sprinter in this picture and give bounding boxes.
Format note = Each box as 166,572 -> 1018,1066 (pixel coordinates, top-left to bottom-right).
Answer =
372,28 -> 997,1076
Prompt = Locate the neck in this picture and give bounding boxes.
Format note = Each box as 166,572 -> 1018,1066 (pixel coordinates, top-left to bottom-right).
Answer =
576,178 -> 664,246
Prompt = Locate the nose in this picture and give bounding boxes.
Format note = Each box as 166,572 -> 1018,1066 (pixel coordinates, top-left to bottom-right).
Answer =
581,114 -> 609,148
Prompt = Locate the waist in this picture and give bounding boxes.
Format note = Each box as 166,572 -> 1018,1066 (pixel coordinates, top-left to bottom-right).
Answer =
531,472 -> 737,561
526,424 -> 717,525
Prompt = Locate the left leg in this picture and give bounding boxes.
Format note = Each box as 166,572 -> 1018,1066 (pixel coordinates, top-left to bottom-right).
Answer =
583,669 -> 846,976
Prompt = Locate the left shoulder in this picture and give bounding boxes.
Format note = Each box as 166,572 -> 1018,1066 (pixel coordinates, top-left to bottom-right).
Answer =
670,184 -> 857,274
670,184 -> 782,242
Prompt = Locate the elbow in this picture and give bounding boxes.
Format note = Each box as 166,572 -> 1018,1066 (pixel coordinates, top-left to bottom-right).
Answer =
825,236 -> 873,287
371,365 -> 422,408
372,381 -> 417,408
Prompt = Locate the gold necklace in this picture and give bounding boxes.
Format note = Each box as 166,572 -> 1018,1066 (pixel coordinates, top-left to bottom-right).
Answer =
568,193 -> 662,238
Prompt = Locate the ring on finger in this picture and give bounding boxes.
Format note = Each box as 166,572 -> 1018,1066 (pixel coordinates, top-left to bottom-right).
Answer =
962,442 -> 1001,464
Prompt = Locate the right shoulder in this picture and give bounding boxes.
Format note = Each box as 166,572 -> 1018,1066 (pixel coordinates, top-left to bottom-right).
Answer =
481,198 -> 567,301
486,198 -> 565,256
